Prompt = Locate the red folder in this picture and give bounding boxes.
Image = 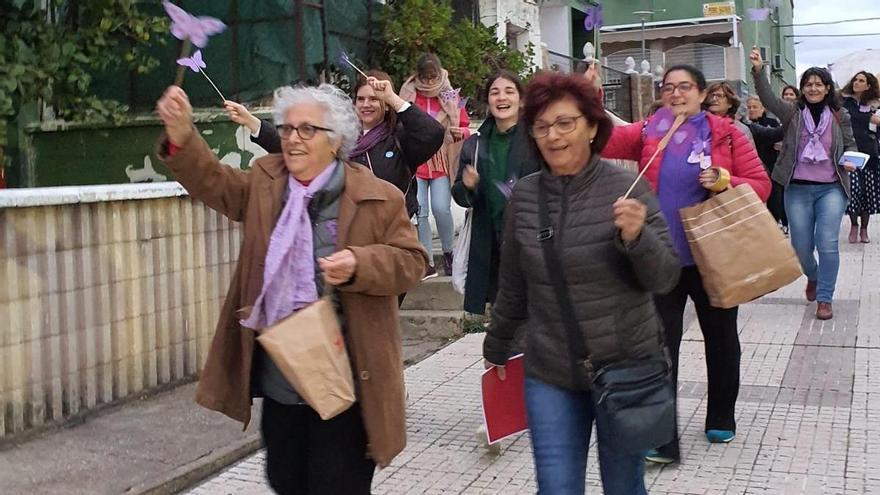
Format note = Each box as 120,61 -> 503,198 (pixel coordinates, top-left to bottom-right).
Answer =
481,354 -> 527,444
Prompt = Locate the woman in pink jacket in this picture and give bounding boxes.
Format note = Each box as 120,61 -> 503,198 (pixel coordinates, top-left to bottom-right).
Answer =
603,65 -> 770,465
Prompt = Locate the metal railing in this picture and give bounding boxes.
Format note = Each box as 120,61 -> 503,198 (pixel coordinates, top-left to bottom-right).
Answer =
545,50 -> 633,123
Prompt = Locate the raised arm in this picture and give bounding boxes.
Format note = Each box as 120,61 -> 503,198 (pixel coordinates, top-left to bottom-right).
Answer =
396,105 -> 445,170
225,100 -> 281,153
602,121 -> 646,162
749,47 -> 797,128
157,86 -> 250,221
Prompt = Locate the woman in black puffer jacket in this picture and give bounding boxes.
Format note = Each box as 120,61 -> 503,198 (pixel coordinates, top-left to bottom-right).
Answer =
483,72 -> 680,495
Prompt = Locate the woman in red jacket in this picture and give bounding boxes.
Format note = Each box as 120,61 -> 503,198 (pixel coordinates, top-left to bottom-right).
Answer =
603,65 -> 770,465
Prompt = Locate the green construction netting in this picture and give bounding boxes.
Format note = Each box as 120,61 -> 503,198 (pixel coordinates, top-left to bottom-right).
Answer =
90,0 -> 373,110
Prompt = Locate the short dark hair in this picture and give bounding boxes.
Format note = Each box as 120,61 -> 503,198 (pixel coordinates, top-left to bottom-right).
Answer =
663,64 -> 707,91
842,71 -> 880,105
416,53 -> 442,78
481,69 -> 525,104
705,81 -> 741,118
353,69 -> 397,129
798,67 -> 840,110
523,71 -> 612,155
781,85 -> 800,99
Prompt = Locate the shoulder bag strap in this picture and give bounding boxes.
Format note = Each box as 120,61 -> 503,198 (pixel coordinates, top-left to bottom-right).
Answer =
536,179 -> 595,386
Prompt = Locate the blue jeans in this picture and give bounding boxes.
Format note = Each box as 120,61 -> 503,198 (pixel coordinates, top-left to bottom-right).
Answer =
416,176 -> 454,264
784,183 -> 848,303
524,376 -> 647,495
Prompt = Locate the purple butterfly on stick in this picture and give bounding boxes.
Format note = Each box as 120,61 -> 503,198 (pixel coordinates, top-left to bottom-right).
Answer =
163,1 -> 226,88
338,50 -> 369,80
163,1 -> 226,48
177,50 -> 226,102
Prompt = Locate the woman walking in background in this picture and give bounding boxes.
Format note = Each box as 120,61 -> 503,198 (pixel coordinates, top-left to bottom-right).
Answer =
750,47 -> 857,320
451,70 -> 539,316
840,71 -> 880,243
603,64 -> 770,464
704,81 -> 754,144
401,53 -> 471,278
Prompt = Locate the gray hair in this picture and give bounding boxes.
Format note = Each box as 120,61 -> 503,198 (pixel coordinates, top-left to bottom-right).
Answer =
272,84 -> 361,159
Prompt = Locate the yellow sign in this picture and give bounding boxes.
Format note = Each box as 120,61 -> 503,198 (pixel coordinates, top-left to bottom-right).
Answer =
703,1 -> 736,17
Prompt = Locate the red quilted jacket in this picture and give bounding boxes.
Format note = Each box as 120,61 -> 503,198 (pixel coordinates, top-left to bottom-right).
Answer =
602,112 -> 771,201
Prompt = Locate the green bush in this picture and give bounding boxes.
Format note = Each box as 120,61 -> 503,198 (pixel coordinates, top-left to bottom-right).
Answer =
371,0 -> 534,115
0,0 -> 166,123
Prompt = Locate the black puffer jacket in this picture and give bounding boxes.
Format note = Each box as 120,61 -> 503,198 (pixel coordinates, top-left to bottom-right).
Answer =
483,155 -> 680,391
251,105 -> 444,217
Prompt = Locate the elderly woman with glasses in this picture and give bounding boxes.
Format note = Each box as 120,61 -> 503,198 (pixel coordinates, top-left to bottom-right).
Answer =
705,81 -> 754,145
603,64 -> 770,465
156,84 -> 428,494
483,71 -> 680,494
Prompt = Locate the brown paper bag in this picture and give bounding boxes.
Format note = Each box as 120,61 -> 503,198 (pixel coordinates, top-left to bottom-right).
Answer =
680,184 -> 802,309
256,297 -> 355,420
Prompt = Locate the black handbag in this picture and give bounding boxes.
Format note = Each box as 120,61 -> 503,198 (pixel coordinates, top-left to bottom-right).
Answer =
536,178 -> 675,454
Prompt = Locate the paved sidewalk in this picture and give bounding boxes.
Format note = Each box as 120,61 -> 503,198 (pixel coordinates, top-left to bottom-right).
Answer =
189,224 -> 880,495
0,333 -> 447,495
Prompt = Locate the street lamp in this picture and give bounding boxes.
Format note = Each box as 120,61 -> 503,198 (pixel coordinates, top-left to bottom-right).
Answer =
632,9 -> 665,66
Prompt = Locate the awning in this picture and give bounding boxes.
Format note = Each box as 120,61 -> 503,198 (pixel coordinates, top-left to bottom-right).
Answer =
600,15 -> 739,44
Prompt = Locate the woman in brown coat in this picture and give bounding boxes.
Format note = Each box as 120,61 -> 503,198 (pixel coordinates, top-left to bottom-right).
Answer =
156,82 -> 427,494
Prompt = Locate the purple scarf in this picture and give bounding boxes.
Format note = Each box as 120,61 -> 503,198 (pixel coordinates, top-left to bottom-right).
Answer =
350,121 -> 392,159
240,161 -> 339,330
801,106 -> 832,163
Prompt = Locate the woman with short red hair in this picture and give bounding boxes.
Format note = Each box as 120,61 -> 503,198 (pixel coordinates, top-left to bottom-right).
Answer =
483,72 -> 680,494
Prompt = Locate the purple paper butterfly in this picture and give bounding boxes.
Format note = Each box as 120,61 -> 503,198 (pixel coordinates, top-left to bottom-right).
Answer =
494,178 -> 517,200
583,5 -> 604,31
439,88 -> 461,104
458,96 -> 470,110
163,1 -> 226,48
177,50 -> 206,73
747,8 -> 771,21
644,107 -> 675,139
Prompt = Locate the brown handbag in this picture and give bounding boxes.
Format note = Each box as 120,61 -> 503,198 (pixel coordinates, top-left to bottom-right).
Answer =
255,295 -> 356,420
680,183 -> 803,308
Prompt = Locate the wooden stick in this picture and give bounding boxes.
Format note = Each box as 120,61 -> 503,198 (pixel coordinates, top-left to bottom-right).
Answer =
622,114 -> 687,199
173,39 -> 192,87
342,55 -> 369,80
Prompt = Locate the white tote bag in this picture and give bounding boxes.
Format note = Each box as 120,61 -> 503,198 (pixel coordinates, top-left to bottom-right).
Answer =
452,209 -> 472,294
452,137 -> 479,295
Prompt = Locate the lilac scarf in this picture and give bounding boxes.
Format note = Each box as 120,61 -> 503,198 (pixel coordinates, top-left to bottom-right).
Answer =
350,121 -> 392,159
240,161 -> 339,330
801,106 -> 832,162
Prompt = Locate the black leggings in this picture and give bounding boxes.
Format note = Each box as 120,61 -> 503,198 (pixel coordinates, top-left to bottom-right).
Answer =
261,399 -> 375,494
653,265 -> 740,458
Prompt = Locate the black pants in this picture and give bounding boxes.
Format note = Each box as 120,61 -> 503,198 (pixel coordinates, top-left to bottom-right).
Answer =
768,181 -> 787,227
261,398 -> 375,494
653,266 -> 740,459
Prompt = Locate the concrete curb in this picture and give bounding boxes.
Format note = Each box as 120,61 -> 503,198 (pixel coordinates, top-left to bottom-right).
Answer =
127,434 -> 262,495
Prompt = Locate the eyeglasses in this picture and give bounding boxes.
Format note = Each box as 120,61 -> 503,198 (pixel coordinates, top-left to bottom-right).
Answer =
708,92 -> 727,101
530,115 -> 584,138
275,123 -> 334,141
660,82 -> 696,95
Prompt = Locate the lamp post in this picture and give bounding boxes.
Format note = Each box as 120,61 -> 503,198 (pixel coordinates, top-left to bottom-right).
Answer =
632,9 -> 665,67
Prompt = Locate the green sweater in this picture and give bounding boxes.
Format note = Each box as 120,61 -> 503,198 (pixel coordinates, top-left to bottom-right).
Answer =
487,124 -> 515,234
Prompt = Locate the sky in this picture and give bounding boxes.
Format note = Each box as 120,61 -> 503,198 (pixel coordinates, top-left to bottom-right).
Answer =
792,0 -> 880,82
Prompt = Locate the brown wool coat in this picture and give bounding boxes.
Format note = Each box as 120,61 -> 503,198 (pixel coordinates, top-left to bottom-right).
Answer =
158,130 -> 428,468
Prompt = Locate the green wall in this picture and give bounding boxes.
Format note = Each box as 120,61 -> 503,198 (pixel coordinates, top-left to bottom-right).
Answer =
16,112 -> 270,188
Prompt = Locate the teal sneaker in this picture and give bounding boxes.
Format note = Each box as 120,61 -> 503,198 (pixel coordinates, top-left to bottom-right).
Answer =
706,429 -> 735,443
645,449 -> 677,464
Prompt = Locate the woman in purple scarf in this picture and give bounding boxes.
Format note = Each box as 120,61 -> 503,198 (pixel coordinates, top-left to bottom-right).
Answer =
226,72 -> 444,219
750,47 -> 858,320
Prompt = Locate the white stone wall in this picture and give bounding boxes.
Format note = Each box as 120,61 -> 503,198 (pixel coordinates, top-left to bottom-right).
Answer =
479,0 -> 543,69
